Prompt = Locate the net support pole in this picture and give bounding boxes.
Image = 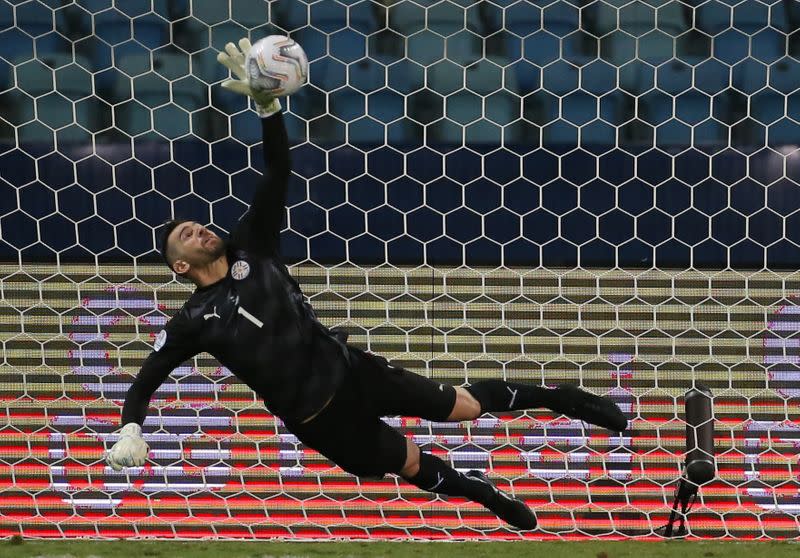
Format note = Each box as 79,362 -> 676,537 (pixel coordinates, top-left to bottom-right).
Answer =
664,385 -> 716,537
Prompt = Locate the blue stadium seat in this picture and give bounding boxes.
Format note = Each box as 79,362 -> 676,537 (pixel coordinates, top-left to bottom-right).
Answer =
348,115 -> 384,143
656,120 -> 692,147
407,30 -> 444,66
349,59 -> 385,93
750,91 -> 785,126
330,86 -> 366,124
732,58 -> 768,94
582,0 -> 615,35
290,26 -> 326,62
656,1 -> 688,36
116,52 -> 207,137
428,2 -> 466,37
774,0 -> 800,42
231,0 -> 269,30
428,61 -> 463,97
695,0 -> 731,36
309,57 -> 347,92
675,91 -> 712,126
309,2 -> 343,34
542,59 -> 579,96
132,14 -> 169,50
767,118 -> 800,146
580,119 -> 616,146
656,60 -> 692,95
640,91 -> 672,127
466,57 -> 516,97
0,2 -> 63,62
368,88 -> 404,124
637,30 -> 674,65
445,89 -> 480,130
272,1 -> 309,32
542,1 -> 589,63
562,91 -> 597,127
12,54 -> 93,143
193,0 -> 230,26
599,30 -> 637,66
750,28 -> 784,64
733,0 -> 768,34
388,1 -> 425,36
211,21 -> 249,52
504,0 -> 540,38
694,58 -> 730,96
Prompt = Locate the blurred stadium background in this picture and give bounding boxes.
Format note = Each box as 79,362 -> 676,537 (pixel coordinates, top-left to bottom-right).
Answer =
1,0 -> 800,543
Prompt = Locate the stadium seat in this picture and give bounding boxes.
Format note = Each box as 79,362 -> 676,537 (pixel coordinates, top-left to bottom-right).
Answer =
542,1 -> 588,62
272,1 -> 309,32
368,88 -> 404,125
444,90 -> 481,129
132,14 -> 169,50
193,0 -> 229,27
750,28 -> 784,64
307,0 -> 376,38
231,0 -> 269,31
116,52 -> 208,138
679,90 -> 712,124
8,54 -> 93,144
750,91 -> 785,127
349,59 -> 385,94
732,58 -> 768,95
767,118 -> 800,146
211,21 -> 250,52
330,86 -> 366,124
599,30 -> 637,66
695,0 -> 730,36
388,1 -> 425,37
733,0 -> 768,34
428,61 -> 464,97
0,3 -> 63,62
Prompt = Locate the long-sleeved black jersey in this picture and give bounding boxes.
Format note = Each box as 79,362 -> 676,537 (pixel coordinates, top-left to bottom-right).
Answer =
121,112 -> 350,426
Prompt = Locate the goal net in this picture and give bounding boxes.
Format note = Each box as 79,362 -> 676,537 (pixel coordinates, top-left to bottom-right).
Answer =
1,0 -> 798,541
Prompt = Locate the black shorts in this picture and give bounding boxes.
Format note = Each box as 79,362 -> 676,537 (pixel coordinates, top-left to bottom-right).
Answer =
283,345 -> 457,478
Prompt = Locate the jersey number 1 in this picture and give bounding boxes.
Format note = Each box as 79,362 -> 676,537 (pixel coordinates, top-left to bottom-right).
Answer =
238,306 -> 264,328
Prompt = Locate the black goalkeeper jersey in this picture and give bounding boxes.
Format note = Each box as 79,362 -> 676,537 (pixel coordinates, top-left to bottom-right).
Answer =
120,112 -> 350,425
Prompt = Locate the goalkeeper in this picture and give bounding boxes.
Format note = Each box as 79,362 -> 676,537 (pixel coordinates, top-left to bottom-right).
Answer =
106,39 -> 628,531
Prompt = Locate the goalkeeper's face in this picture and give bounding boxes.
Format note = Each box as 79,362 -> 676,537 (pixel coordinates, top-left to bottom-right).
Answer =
167,221 -> 225,276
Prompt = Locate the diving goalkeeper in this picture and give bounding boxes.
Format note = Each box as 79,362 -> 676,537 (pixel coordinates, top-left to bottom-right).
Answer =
106,39 -> 628,531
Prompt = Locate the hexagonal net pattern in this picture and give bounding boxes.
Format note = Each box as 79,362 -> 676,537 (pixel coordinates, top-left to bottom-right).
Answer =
1,0 -> 799,542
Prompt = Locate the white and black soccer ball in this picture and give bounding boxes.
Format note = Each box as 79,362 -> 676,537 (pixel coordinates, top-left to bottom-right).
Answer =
246,35 -> 309,97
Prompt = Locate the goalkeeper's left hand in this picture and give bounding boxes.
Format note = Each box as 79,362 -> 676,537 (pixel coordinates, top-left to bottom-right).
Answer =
217,38 -> 281,118
105,422 -> 149,471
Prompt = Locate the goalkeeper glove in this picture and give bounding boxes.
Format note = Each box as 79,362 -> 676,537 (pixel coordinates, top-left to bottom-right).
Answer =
217,38 -> 282,118
105,422 -> 149,471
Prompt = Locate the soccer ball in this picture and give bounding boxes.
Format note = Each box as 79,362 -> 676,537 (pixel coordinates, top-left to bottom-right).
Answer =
246,35 -> 308,97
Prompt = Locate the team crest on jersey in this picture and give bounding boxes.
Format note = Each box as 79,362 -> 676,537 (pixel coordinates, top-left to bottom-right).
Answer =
231,260 -> 250,280
154,330 -> 167,351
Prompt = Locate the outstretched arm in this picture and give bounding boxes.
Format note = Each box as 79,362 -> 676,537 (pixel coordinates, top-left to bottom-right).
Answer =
231,110 -> 291,255
106,320 -> 197,471
120,338 -> 194,426
218,38 -> 292,255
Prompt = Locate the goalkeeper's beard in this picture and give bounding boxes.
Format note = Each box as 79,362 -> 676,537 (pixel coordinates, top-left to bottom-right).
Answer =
206,237 -> 227,260
189,237 -> 227,271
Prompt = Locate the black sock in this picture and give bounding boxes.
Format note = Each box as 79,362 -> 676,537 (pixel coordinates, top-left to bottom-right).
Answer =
404,451 -> 493,504
466,379 -> 559,413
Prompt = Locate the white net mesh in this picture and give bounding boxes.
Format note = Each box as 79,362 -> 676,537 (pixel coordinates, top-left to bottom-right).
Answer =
1,0 -> 799,541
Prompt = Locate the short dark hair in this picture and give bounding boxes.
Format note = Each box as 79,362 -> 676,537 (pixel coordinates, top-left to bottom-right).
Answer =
157,218 -> 190,271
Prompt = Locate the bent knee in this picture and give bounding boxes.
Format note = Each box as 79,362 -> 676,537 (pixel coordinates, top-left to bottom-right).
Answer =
399,439 -> 421,478
447,387 -> 481,421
